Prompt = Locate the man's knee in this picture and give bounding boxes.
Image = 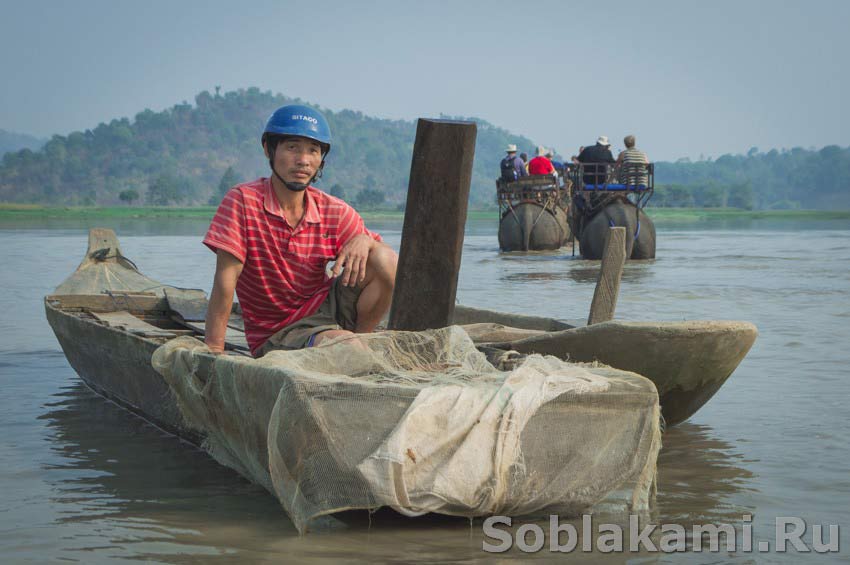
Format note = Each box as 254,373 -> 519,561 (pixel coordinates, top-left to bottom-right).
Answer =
313,328 -> 353,347
367,244 -> 398,285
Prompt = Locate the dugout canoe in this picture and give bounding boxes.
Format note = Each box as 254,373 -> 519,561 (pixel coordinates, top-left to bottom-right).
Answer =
46,229 -> 756,431
47,230 -> 675,531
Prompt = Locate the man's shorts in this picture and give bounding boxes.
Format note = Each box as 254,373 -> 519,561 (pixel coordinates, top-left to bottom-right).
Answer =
255,278 -> 361,357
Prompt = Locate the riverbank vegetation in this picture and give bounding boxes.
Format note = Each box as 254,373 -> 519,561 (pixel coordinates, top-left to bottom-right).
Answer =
654,145 -> 850,210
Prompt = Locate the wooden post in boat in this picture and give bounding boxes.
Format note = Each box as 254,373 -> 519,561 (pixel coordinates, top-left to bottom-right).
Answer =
388,119 -> 477,331
587,226 -> 626,325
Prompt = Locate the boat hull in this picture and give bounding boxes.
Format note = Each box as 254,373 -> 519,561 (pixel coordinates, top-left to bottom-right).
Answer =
45,300 -> 202,445
453,306 -> 757,426
46,298 -> 662,531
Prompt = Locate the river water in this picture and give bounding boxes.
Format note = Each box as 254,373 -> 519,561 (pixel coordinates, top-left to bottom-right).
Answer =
1,216 -> 848,563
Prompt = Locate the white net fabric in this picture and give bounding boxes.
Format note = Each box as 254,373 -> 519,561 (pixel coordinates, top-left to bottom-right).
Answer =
152,326 -> 661,533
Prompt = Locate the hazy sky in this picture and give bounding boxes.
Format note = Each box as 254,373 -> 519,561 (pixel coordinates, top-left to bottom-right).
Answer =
2,0 -> 848,161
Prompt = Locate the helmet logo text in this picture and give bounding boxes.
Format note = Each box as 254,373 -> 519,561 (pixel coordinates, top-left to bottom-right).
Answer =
291,114 -> 318,125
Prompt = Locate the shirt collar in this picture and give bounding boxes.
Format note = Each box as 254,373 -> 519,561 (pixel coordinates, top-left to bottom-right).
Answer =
263,178 -> 321,226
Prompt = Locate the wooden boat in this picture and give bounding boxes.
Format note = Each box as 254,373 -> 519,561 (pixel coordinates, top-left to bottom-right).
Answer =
497,176 -> 571,251
47,229 -> 756,433
48,230 -> 673,531
44,228 -> 756,530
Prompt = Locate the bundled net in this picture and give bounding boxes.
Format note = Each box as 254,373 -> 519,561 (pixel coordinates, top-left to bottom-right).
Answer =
152,326 -> 661,533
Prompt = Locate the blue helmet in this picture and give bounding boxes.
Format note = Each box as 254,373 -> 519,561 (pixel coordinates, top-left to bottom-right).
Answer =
262,104 -> 331,154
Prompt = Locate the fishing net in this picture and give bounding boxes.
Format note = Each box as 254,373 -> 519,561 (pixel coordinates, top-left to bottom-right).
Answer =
152,326 -> 661,533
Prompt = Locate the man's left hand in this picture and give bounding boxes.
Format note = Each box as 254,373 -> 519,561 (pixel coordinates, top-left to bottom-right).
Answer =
333,234 -> 374,286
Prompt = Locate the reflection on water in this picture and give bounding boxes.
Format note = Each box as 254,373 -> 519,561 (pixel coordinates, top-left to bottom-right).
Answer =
490,234 -> 656,283
1,217 -> 849,561
38,380 -> 295,559
501,264 -> 655,286
656,423 -> 756,525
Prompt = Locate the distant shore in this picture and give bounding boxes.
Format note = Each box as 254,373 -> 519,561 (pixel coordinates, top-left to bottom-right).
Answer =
1,204 -> 849,222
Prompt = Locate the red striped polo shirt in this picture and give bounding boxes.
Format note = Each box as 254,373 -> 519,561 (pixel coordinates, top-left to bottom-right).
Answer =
203,178 -> 382,355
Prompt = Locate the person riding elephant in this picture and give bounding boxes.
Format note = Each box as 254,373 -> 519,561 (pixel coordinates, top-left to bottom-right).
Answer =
574,199 -> 656,260
577,136 -> 615,186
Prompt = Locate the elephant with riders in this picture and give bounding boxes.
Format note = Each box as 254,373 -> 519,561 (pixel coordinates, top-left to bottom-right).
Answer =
568,135 -> 657,260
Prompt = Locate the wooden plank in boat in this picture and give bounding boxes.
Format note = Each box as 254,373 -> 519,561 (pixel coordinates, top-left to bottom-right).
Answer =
164,288 -> 208,322
165,287 -> 244,331
180,320 -> 250,352
227,311 -> 245,331
451,305 -> 573,331
91,311 -> 177,338
46,294 -> 168,313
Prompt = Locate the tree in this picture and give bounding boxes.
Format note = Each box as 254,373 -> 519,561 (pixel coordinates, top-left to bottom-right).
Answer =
651,184 -> 682,207
354,188 -> 385,209
119,189 -> 139,205
727,181 -> 754,210
330,184 -> 347,201
699,184 -> 726,208
209,166 -> 239,205
147,173 -> 187,205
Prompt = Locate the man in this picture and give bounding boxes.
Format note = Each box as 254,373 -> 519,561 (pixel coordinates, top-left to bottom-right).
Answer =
577,136 -> 615,186
203,104 -> 398,356
546,149 -> 565,176
527,146 -> 555,176
615,135 -> 650,187
500,144 -> 528,181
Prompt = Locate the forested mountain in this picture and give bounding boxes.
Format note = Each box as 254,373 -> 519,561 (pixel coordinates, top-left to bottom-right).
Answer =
0,88 -> 534,208
0,129 -> 44,156
0,88 -> 847,209
653,146 -> 850,209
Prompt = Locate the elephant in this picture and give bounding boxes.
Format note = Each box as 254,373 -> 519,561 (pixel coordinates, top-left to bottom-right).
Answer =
573,199 -> 656,259
499,202 -> 571,251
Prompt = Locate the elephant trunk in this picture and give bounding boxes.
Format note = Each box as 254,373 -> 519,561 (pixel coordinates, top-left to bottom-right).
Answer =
519,204 -> 534,251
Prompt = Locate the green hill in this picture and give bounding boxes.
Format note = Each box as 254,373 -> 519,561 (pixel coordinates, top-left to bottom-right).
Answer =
0,88 -> 535,208
1,88 -> 847,210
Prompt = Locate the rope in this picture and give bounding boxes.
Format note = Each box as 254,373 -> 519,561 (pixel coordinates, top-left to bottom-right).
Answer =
604,207 -> 640,240
89,248 -> 140,271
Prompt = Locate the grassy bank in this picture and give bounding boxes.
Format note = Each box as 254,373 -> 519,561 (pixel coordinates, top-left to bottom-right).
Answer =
1,204 -> 849,222
0,204 -> 500,221
0,204 -> 218,219
648,207 -> 850,222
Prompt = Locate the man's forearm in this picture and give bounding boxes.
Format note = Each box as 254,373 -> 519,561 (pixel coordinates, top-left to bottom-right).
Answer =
205,280 -> 234,352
